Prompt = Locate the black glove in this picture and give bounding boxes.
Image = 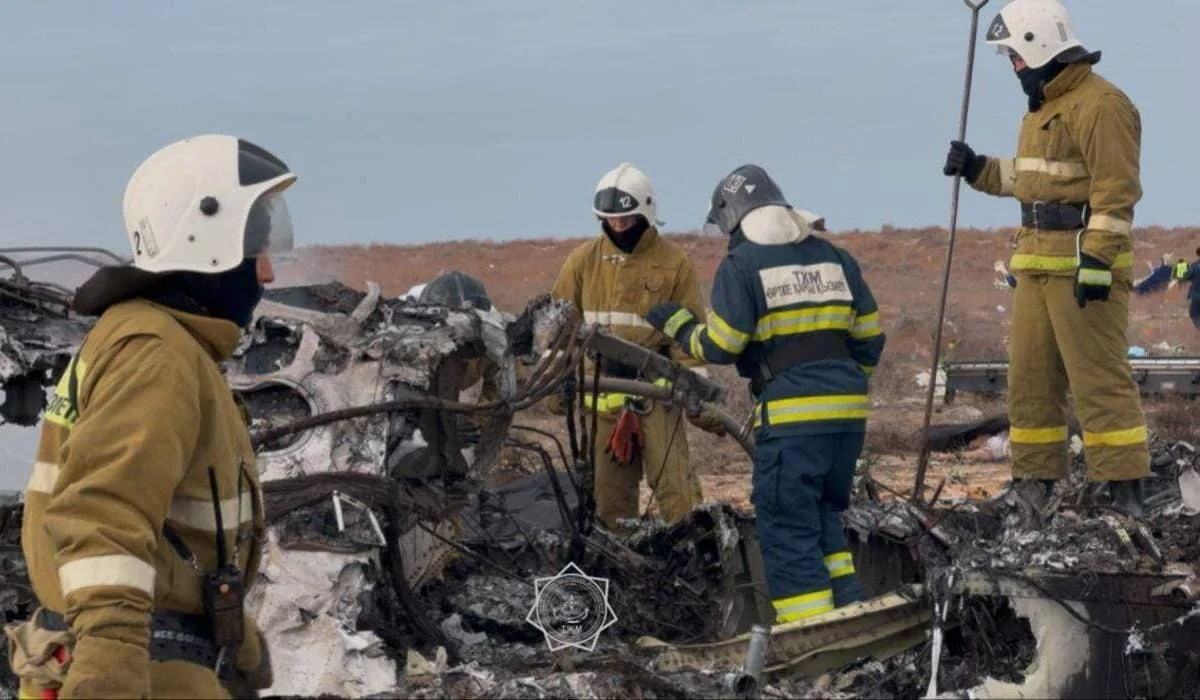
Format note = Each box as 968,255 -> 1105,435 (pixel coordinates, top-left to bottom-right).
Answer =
645,302 -> 697,342
943,140 -> 986,183
1074,253 -> 1113,308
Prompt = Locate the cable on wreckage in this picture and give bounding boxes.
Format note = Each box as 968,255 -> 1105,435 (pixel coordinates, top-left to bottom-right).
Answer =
502,437 -> 580,551
973,568 -> 1200,638
510,424 -> 579,494
250,316 -> 587,449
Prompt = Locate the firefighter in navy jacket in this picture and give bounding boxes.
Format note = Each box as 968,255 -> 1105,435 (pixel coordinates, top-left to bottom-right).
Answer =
644,164 -> 885,622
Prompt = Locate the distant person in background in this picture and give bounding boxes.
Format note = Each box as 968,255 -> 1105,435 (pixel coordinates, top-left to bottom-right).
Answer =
551,162 -> 718,530
1172,248 -> 1200,328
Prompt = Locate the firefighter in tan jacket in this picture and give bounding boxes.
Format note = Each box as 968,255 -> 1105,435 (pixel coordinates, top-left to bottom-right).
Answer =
942,0 -> 1149,515
551,163 -> 717,528
10,135 -> 297,698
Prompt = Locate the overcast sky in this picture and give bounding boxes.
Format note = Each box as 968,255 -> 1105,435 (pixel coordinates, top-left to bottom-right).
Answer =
0,2 -> 1195,488
1,1 -> 1196,252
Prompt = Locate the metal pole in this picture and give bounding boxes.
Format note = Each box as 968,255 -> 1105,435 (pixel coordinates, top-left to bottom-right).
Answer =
912,0 -> 990,504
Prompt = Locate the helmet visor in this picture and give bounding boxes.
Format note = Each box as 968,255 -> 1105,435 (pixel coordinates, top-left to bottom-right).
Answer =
243,190 -> 294,258
593,187 -> 639,217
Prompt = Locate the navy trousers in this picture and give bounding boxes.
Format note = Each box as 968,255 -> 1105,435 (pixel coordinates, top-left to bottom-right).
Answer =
752,432 -> 866,621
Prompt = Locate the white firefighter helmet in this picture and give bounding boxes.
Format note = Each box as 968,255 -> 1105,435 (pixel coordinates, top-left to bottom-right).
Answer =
985,0 -> 1084,69
122,134 -> 297,275
592,162 -> 660,226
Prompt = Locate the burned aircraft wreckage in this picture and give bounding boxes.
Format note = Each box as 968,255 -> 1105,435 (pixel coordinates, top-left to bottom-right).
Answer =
0,247 -> 1197,698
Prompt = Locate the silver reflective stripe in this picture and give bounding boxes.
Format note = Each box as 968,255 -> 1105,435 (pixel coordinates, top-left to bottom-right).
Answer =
706,321 -> 746,352
1014,157 -> 1087,178
851,317 -> 881,337
754,310 -> 854,338
766,398 -> 870,423
27,461 -> 60,495
583,310 -> 653,329
167,496 -> 254,532
998,158 -> 1016,195
1088,214 -> 1133,236
59,554 -> 156,596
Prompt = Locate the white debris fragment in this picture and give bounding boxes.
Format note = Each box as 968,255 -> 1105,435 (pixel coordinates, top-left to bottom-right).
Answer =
914,369 -> 947,400
405,647 -> 449,677
1178,468 -> 1200,514
247,536 -> 399,698
440,613 -> 488,647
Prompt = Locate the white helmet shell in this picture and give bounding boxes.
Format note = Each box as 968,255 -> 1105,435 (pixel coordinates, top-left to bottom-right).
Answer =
592,162 -> 660,226
985,0 -> 1083,70
122,134 -> 297,275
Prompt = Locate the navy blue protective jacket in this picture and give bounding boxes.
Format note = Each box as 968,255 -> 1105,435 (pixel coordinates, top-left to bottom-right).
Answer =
1182,260 -> 1200,301
675,207 -> 885,441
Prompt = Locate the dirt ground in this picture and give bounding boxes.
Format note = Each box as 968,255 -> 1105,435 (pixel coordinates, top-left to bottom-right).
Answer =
279,226 -> 1200,512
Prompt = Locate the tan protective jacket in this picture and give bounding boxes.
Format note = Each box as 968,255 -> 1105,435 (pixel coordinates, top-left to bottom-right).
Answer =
21,299 -> 265,690
970,63 -> 1142,275
551,226 -> 706,376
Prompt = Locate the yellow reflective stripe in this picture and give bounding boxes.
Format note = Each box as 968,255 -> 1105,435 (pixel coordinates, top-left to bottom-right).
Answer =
44,356 -> 88,428
663,309 -> 694,338
753,305 -> 854,341
1010,252 -> 1134,271
167,496 -> 254,532
997,157 -> 1016,195
1176,263 -> 1190,279
1083,425 -> 1147,448
1014,157 -> 1087,178
583,393 -> 629,413
1088,214 -> 1133,236
850,311 -> 881,339
689,328 -> 707,362
1009,425 -> 1069,444
26,461 -> 60,495
59,554 -> 155,596
582,310 -> 652,329
708,311 -> 750,354
755,395 -> 870,427
824,551 -> 855,579
860,364 -> 876,376
774,589 -> 834,622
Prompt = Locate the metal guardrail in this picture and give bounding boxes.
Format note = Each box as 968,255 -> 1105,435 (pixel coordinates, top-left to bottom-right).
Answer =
943,357 -> 1200,402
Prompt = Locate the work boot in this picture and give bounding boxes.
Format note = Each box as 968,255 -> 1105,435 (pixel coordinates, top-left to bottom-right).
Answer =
831,574 -> 866,608
1109,479 -> 1147,518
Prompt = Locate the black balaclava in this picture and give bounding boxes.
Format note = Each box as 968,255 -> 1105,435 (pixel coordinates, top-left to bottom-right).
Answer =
72,257 -> 263,328
601,216 -> 650,254
142,257 -> 263,327
1017,58 -> 1070,111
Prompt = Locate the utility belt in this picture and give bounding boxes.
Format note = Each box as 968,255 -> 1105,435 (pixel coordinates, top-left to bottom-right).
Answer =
36,609 -> 233,679
749,331 -> 851,396
1021,201 -> 1089,231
